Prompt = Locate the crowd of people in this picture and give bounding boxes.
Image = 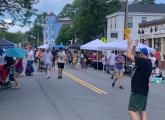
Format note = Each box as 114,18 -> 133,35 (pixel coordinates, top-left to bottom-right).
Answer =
0,44 -> 162,90
0,40 -> 164,120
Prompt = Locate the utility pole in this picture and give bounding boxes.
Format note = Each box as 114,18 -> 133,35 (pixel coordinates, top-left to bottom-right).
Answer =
124,0 -> 128,40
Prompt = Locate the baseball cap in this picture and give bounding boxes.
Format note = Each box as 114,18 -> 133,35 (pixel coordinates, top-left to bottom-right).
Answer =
140,48 -> 148,56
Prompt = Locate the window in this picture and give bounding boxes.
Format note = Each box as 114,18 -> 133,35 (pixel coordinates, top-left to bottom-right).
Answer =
52,25 -> 54,30
142,17 -> 147,23
110,19 -> 112,29
52,34 -> 54,38
154,38 -> 161,50
148,39 -> 152,48
128,17 -> 133,28
111,33 -> 118,38
115,17 -> 117,29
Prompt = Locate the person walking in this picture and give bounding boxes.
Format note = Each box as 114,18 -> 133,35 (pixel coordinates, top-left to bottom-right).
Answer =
52,48 -> 57,69
13,58 -> 23,88
107,51 -> 116,78
153,49 -> 160,67
126,39 -> 152,120
43,49 -> 53,79
112,51 -> 125,89
27,45 -> 35,75
150,53 -> 156,69
57,48 -> 66,79
80,51 -> 85,69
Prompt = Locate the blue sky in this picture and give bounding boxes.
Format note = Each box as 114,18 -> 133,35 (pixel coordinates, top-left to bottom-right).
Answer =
8,0 -> 165,33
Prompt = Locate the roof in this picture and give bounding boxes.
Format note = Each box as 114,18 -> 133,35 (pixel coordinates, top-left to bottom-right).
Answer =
119,4 -> 165,13
0,38 -> 16,49
48,12 -> 56,16
139,18 -> 165,28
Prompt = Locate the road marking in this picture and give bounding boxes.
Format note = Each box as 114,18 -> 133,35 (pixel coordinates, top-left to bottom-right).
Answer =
63,71 -> 107,94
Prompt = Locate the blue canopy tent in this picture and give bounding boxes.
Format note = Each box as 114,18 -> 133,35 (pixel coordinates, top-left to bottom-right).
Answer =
0,38 -> 16,49
52,45 -> 65,49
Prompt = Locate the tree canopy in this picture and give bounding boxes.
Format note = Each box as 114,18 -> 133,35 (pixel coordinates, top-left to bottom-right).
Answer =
0,31 -> 25,44
25,12 -> 47,47
57,0 -> 121,44
56,25 -> 74,45
0,0 -> 38,29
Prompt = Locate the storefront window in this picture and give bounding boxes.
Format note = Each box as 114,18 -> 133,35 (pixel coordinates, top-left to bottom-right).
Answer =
148,39 -> 152,48
154,38 -> 161,50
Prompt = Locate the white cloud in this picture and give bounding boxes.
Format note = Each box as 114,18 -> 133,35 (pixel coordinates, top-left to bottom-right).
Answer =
8,25 -> 31,33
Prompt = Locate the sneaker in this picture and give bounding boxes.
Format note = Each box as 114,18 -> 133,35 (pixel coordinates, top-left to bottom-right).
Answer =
112,81 -> 116,87
119,86 -> 124,89
47,76 -> 50,79
58,76 -> 62,79
13,85 -> 21,89
111,75 -> 114,79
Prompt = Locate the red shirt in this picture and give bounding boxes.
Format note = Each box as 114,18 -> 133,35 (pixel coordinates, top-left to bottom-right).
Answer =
154,51 -> 160,60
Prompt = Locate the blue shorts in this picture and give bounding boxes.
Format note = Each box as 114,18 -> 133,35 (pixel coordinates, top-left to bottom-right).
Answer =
109,65 -> 115,71
44,63 -> 51,69
15,68 -> 23,74
115,68 -> 124,73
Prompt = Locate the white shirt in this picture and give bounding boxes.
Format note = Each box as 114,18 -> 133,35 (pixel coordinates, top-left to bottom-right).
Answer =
27,50 -> 34,60
43,52 -> 53,64
150,56 -> 156,67
57,51 -> 66,63
108,53 -> 116,65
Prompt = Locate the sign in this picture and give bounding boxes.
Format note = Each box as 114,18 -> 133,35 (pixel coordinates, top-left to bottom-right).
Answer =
101,37 -> 107,43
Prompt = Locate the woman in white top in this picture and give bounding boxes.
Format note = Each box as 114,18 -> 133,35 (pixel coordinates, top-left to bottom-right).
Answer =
43,49 -> 53,79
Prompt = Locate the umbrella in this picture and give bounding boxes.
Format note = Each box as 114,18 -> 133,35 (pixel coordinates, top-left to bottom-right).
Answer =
5,48 -> 27,58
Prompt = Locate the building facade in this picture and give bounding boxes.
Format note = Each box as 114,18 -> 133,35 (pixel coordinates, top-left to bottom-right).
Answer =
43,13 -> 62,45
139,18 -> 165,65
106,4 -> 165,42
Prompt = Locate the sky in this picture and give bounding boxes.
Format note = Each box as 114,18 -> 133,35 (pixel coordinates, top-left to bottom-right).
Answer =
7,0 -> 165,33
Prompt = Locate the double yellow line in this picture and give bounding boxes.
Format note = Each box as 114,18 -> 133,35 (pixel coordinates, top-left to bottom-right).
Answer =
63,71 -> 107,94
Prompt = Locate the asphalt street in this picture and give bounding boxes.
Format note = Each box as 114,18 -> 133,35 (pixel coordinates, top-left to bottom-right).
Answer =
0,66 -> 164,120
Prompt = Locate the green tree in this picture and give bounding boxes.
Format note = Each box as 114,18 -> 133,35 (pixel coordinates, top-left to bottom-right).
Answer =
133,0 -> 156,4
57,0 -> 121,44
25,12 -> 47,47
0,0 -> 38,29
0,31 -> 26,43
56,25 -> 74,45
73,0 -> 121,43
58,4 -> 75,18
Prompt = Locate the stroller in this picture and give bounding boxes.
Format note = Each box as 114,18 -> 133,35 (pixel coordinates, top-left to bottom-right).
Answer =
0,64 -> 12,89
38,61 -> 46,72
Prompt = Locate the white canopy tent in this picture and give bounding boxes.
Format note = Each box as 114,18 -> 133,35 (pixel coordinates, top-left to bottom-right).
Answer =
98,40 -> 155,53
38,44 -> 49,49
80,39 -> 106,50
80,39 -> 107,70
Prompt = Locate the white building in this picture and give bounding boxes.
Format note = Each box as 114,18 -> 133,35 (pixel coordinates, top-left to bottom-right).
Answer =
139,18 -> 165,67
106,4 -> 165,42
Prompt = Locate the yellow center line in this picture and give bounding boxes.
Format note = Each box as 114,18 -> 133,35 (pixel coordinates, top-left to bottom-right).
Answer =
63,71 -> 107,94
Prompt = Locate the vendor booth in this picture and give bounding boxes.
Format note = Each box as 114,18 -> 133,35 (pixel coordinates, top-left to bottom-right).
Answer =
81,39 -> 106,70
0,38 -> 16,49
98,40 -> 155,53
